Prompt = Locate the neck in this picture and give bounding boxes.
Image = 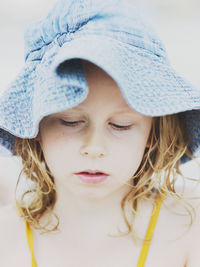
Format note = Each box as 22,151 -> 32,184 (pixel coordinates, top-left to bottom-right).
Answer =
48,184 -> 133,238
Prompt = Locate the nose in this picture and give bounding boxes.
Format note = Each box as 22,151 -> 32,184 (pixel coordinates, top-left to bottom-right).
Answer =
80,126 -> 107,158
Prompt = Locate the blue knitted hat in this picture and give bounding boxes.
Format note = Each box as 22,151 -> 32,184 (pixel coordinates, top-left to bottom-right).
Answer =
0,0 -> 199,163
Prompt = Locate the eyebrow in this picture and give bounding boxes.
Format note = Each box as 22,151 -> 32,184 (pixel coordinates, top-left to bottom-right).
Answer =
71,107 -> 140,117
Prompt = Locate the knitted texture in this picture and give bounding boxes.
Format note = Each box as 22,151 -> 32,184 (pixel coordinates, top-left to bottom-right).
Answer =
0,0 -> 199,163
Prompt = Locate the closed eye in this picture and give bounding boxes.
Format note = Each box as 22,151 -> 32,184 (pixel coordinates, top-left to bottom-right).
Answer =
60,120 -> 84,127
60,120 -> 132,130
109,123 -> 132,131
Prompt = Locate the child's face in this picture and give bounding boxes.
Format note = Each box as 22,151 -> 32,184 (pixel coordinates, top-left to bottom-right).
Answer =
37,61 -> 152,200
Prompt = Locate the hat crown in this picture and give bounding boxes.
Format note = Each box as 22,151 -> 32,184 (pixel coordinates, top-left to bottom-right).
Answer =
1,0 -> 199,162
24,0 -> 167,61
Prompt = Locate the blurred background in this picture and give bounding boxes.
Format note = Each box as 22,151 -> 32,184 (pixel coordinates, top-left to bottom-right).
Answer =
0,0 -> 199,206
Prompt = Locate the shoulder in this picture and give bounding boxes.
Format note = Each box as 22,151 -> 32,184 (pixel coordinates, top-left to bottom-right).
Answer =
0,203 -> 23,229
0,203 -> 24,246
0,204 -> 30,266
178,182 -> 200,267
161,180 -> 200,267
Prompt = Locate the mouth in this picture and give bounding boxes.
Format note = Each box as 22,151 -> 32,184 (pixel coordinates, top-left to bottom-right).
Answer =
75,170 -> 109,184
76,169 -> 109,175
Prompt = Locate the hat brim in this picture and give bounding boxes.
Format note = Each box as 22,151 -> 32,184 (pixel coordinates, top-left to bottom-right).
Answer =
52,35 -> 200,116
0,35 -> 199,161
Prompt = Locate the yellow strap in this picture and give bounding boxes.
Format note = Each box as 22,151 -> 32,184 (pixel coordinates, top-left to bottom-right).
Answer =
23,193 -> 164,267
136,192 -> 165,267
25,220 -> 38,267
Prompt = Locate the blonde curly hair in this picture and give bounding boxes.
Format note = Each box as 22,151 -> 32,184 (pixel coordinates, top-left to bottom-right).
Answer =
14,112 -> 195,240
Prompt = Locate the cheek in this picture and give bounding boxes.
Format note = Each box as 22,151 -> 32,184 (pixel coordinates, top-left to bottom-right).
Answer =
111,134 -> 148,176
40,132 -> 82,177
40,127 -> 74,152
119,145 -> 145,169
40,132 -> 67,166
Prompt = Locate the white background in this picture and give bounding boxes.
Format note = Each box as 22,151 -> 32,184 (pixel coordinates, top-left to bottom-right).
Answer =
0,0 -> 199,205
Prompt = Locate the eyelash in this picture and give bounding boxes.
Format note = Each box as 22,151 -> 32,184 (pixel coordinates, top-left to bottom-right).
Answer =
60,120 -> 132,131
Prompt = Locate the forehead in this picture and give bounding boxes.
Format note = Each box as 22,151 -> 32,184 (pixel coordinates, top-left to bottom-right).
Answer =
55,106 -> 141,124
65,106 -> 140,118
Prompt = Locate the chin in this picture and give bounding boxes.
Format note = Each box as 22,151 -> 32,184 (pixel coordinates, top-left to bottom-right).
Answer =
78,190 -> 109,201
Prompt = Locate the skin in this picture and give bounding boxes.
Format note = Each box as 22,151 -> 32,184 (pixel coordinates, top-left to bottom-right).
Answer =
0,60 -> 200,267
36,60 -> 152,229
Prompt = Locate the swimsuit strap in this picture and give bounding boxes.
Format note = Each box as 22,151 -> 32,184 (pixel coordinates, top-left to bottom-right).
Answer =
25,220 -> 38,267
24,192 -> 165,267
136,192 -> 166,267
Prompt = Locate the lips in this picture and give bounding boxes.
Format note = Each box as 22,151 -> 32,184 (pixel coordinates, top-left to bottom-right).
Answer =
75,170 -> 109,184
76,169 -> 109,175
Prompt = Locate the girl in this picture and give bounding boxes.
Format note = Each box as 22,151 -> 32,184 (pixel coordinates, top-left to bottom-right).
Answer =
0,0 -> 200,266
